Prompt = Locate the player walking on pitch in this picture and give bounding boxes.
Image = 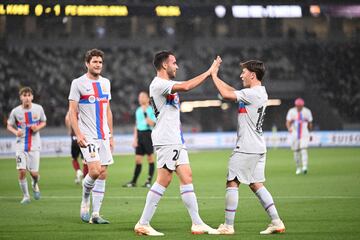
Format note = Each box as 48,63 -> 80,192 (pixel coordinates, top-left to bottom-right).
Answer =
134,51 -> 221,236
211,59 -> 285,235
68,49 -> 114,224
7,87 -> 47,204
286,98 -> 313,175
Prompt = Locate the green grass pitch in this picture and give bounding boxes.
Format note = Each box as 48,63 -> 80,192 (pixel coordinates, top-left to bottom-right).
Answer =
0,148 -> 359,240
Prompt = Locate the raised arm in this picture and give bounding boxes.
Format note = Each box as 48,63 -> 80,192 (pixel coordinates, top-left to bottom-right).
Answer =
211,57 -> 237,101
171,57 -> 221,93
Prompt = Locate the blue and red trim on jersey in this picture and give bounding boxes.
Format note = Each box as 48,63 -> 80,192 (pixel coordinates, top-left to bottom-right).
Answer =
79,82 -> 109,139
297,111 -> 303,139
166,94 -> 178,105
238,102 -> 247,114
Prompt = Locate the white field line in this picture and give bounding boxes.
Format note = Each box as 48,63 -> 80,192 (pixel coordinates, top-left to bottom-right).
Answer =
0,195 -> 359,200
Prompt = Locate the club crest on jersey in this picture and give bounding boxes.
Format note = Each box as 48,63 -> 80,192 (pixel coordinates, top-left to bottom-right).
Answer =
88,95 -> 96,103
33,114 -> 38,119
101,84 -> 108,92
166,94 -> 179,106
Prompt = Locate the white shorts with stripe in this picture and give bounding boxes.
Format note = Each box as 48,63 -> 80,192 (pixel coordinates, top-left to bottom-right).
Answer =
155,144 -> 189,171
16,151 -> 40,172
80,138 -> 114,166
227,152 -> 266,185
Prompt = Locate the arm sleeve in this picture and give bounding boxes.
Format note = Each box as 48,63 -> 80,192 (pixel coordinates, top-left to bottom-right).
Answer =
107,80 -> 112,101
68,80 -> 80,102
7,110 -> 16,126
40,106 -> 47,122
158,80 -> 176,96
234,89 -> 252,104
308,109 -> 313,122
286,109 -> 292,121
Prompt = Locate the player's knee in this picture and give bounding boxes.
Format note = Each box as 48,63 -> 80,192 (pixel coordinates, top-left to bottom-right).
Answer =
18,169 -> 26,179
249,182 -> 263,192
89,169 -> 100,178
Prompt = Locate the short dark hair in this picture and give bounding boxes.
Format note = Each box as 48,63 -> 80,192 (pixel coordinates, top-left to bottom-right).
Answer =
240,60 -> 265,81
85,49 -> 104,63
19,86 -> 33,96
153,50 -> 174,70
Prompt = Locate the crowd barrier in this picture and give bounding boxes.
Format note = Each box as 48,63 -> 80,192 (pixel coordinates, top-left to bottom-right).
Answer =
0,131 -> 359,158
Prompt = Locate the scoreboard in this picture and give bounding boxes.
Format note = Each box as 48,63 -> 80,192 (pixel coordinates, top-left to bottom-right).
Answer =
0,3 -> 191,17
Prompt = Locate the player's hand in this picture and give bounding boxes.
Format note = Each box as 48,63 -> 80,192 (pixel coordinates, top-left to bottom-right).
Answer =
30,125 -> 39,132
211,57 -> 222,77
76,133 -> 88,148
132,140 -> 138,148
16,129 -> 24,137
109,136 -> 114,152
207,56 -> 222,76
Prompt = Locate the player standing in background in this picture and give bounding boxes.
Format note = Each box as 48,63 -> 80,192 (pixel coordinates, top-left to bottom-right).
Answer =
7,87 -> 47,204
286,98 -> 313,175
134,51 -> 221,236
68,49 -> 114,224
65,111 -> 88,184
211,59 -> 285,235
123,91 -> 156,188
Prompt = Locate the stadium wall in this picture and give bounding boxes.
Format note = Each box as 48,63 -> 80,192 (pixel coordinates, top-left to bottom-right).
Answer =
0,131 -> 359,158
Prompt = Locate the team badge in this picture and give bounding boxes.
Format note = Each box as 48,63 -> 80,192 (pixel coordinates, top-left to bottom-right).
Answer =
89,95 -> 96,103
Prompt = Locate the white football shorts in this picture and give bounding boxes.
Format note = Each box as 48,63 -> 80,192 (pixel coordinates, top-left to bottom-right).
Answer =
80,138 -> 114,166
16,151 -> 40,172
155,145 -> 189,171
227,152 -> 266,185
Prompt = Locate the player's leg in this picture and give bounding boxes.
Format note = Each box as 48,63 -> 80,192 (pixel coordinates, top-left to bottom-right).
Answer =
90,166 -> 109,224
89,138 -> 114,224
301,148 -> 308,174
249,154 -> 285,234
16,152 -> 30,204
216,180 -> 239,235
175,149 -> 217,235
143,153 -> 154,188
123,154 -> 143,188
135,146 -> 174,236
29,151 -> 41,200
142,132 -> 155,188
217,152 -> 257,235
72,140 -> 83,184
292,139 -> 302,174
135,168 -> 171,236
80,141 -> 102,222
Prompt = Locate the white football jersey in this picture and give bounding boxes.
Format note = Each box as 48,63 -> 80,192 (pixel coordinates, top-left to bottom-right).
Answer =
7,103 -> 47,152
68,74 -> 112,140
149,77 -> 184,146
286,107 -> 313,140
233,86 -> 268,154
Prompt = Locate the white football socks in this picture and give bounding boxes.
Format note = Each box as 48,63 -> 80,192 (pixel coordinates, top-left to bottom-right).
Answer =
139,182 -> 166,225
19,179 -> 30,198
224,187 -> 238,226
301,149 -> 308,170
92,179 -> 105,215
82,175 -> 95,201
180,184 -> 203,225
294,151 -> 301,169
255,187 -> 280,221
